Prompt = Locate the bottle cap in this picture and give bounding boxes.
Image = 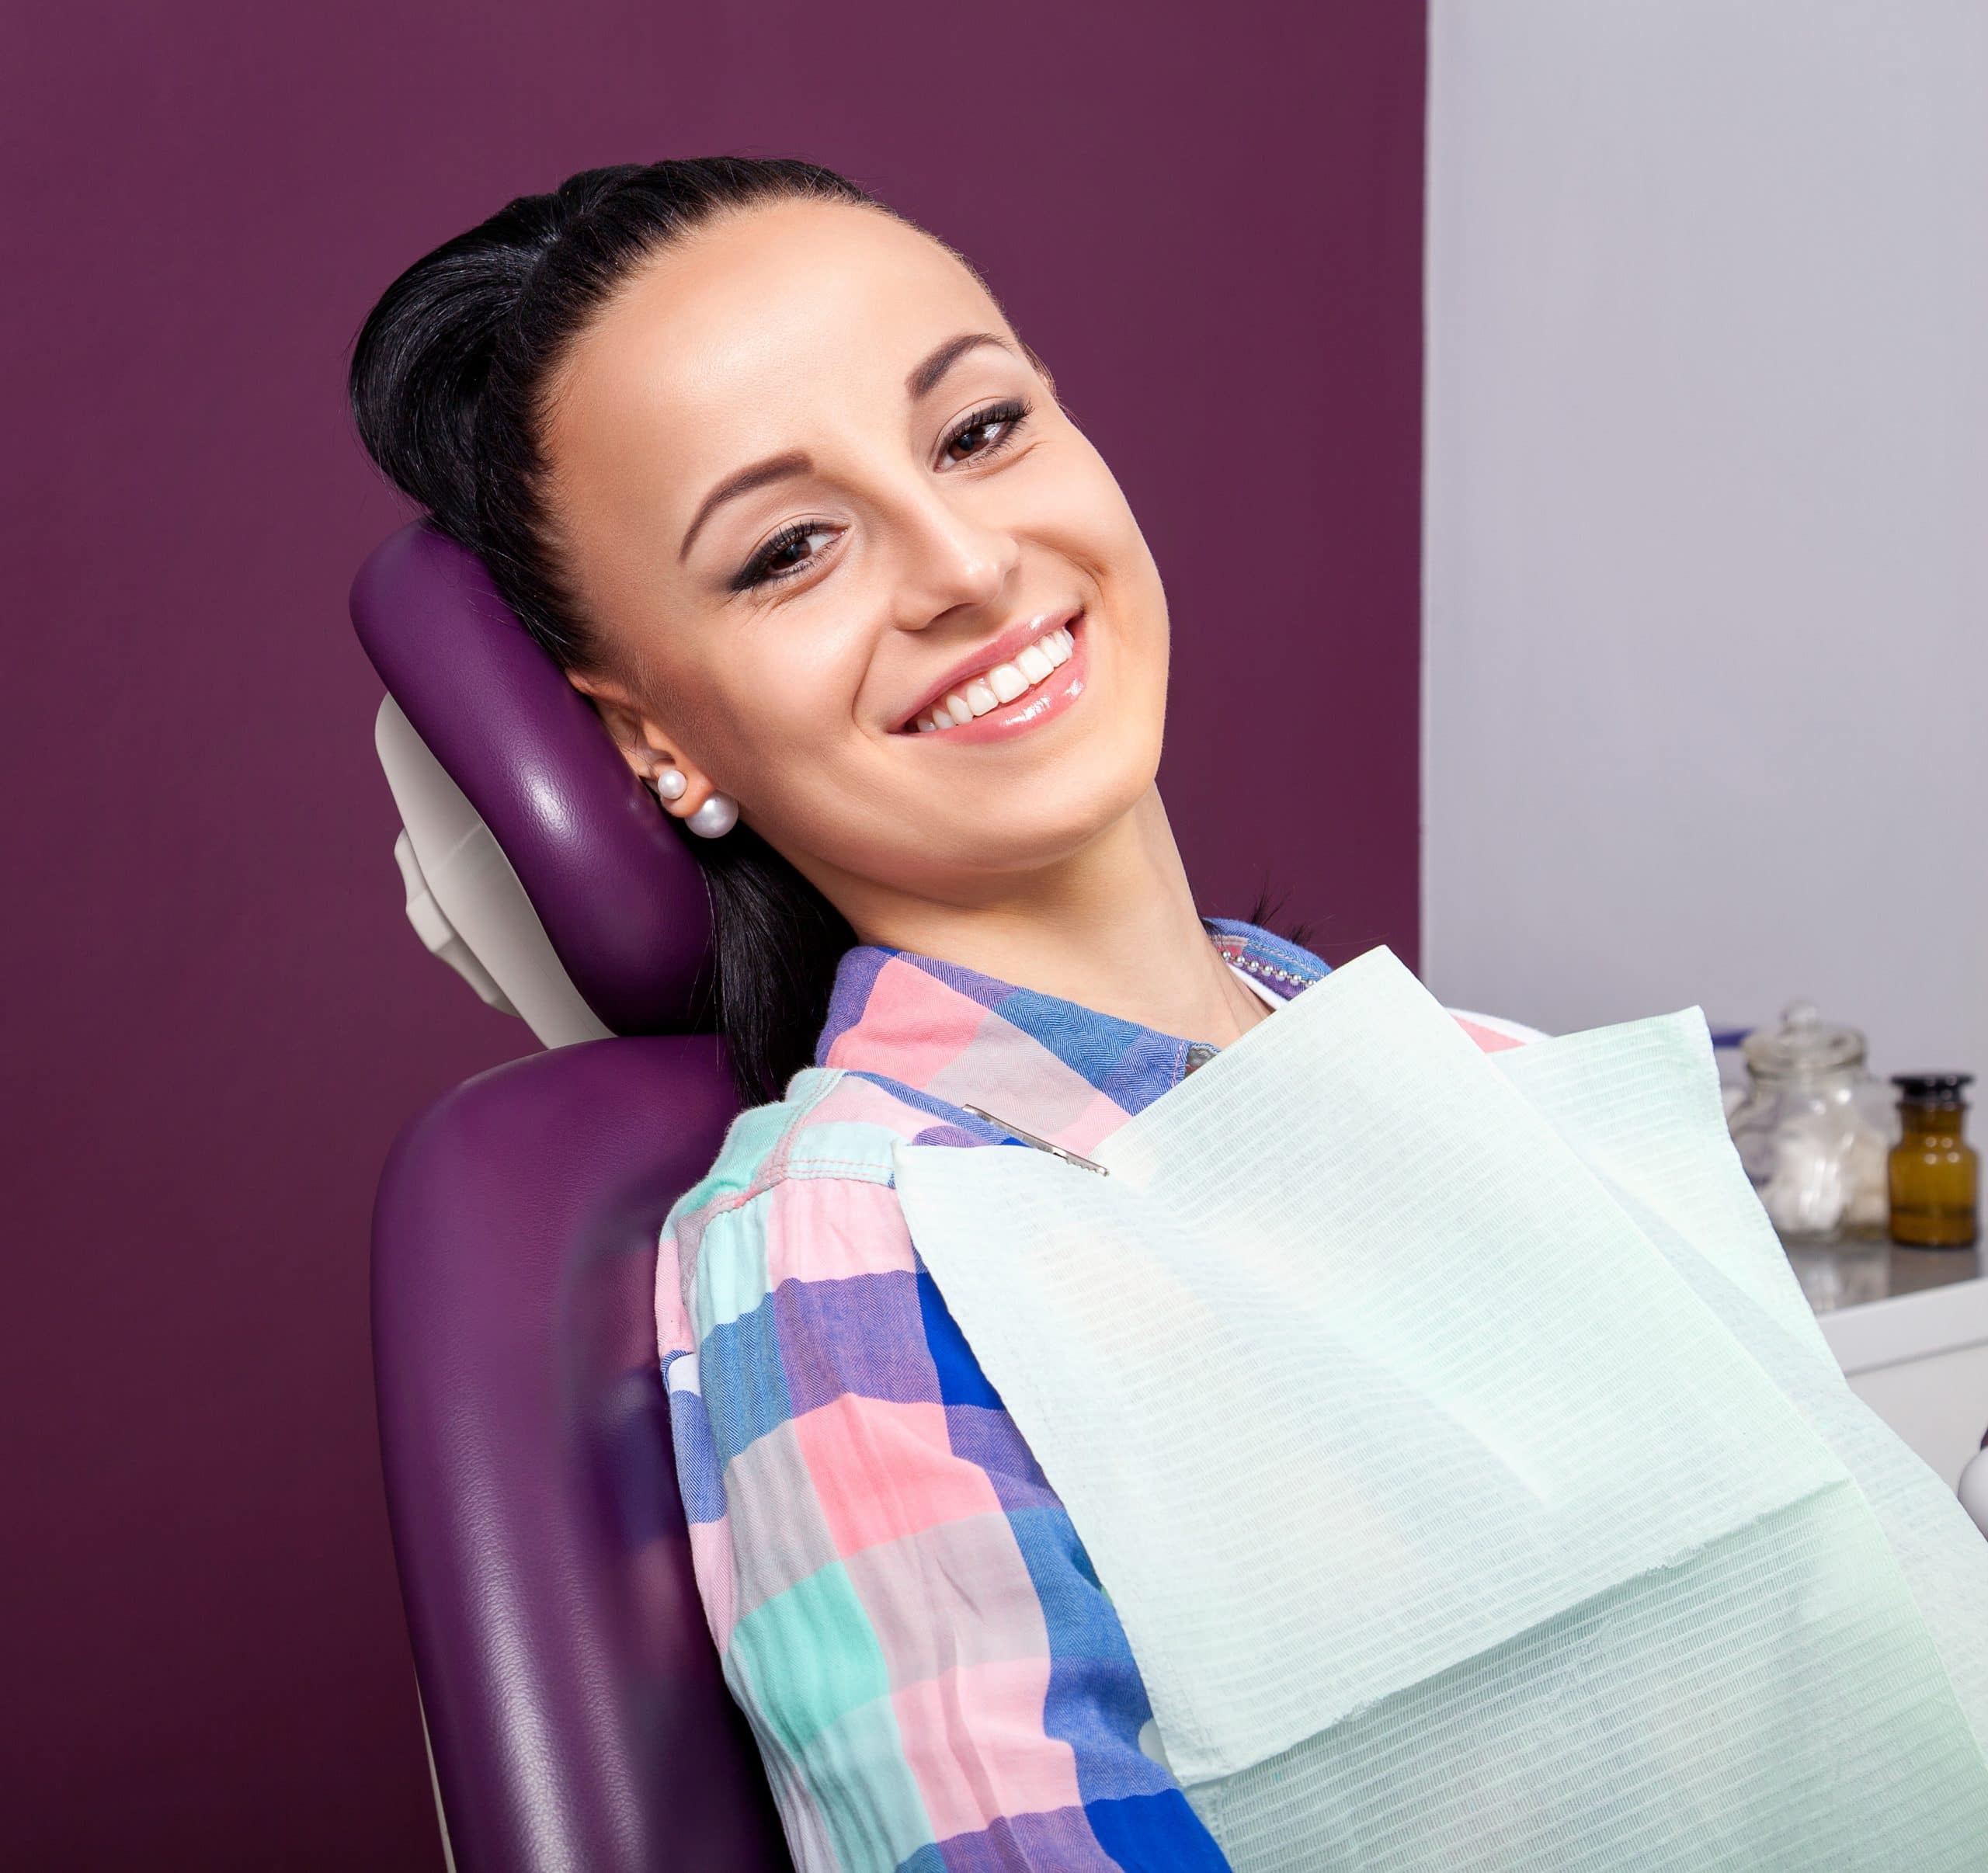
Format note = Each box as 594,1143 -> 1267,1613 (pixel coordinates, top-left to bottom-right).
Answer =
1891,1072 -> 1973,1103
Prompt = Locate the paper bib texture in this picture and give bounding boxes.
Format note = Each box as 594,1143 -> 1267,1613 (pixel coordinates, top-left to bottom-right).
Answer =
892,947 -> 1988,1871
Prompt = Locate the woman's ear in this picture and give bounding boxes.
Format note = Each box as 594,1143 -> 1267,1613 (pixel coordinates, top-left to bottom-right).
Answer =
565,669 -> 717,810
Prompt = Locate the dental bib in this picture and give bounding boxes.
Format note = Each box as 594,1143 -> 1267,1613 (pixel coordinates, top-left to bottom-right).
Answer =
891,947 -> 1988,1871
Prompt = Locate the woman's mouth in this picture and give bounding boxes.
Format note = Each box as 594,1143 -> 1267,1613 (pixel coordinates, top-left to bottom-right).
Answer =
893,613 -> 1090,745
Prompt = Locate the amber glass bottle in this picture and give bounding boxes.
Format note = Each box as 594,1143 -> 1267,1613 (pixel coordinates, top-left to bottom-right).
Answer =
1888,1074 -> 1979,1249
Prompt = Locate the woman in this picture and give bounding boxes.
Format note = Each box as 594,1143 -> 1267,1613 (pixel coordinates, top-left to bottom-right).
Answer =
349,157 -> 1538,1872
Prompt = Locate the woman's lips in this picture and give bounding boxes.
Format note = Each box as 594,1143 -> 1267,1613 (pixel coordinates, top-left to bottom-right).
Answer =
892,607 -> 1083,732
898,613 -> 1091,746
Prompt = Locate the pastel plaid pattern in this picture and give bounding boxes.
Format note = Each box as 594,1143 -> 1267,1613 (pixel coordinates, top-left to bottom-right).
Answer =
656,918 -> 1531,1871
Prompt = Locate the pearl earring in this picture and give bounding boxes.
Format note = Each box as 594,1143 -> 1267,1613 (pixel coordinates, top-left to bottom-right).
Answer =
650,766 -> 737,838
685,792 -> 739,839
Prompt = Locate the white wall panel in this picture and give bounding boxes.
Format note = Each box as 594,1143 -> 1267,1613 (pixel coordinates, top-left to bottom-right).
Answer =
1423,0 -> 1988,1080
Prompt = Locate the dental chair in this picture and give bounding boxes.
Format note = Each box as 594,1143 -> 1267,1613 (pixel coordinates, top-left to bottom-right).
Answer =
352,520 -> 1988,1873
352,520 -> 791,1872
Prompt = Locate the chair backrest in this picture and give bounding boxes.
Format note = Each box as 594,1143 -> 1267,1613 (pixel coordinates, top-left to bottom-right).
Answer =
352,521 -> 791,1871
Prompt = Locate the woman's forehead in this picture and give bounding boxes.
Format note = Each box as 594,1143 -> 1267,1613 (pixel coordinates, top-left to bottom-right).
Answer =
554,202 -> 997,462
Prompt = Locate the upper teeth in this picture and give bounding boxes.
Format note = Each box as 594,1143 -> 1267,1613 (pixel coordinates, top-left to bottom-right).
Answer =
909,624 -> 1076,732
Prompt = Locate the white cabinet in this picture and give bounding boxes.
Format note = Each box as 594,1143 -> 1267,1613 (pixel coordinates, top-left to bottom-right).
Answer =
1810,1263 -> 1988,1494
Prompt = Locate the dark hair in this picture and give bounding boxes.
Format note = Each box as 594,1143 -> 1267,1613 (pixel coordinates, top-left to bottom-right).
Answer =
349,156 -> 1316,1105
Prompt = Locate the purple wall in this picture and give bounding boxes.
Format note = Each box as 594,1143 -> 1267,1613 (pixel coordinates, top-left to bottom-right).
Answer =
0,3 -> 1423,1864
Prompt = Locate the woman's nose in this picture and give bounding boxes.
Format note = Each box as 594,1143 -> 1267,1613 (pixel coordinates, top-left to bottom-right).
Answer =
883,484 -> 1026,624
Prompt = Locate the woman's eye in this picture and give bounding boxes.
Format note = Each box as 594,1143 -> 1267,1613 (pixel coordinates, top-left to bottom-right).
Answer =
942,396 -> 1032,467
735,521 -> 837,592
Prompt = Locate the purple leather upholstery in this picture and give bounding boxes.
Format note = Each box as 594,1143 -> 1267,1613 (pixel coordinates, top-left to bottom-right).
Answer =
350,521 -> 712,1037
353,521 -> 791,1870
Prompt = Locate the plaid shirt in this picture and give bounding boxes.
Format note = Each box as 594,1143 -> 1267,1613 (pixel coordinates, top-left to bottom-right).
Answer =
656,916 -> 1537,1871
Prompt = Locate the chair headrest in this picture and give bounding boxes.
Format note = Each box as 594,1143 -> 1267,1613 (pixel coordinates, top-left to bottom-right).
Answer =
351,520 -> 712,1036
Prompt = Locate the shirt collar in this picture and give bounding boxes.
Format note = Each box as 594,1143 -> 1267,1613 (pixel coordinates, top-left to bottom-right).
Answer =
812,914 -> 1332,1159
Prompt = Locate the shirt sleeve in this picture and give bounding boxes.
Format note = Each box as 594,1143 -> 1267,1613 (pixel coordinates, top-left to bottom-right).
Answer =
658,1169 -> 1235,1873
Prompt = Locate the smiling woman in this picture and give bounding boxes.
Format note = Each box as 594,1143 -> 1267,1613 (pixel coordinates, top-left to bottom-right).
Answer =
346,155 -> 1335,1873
348,158 -> 1238,1113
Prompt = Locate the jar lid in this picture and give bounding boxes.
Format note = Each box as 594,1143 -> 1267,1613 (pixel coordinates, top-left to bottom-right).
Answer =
1892,1072 -> 1973,1103
1741,999 -> 1867,1077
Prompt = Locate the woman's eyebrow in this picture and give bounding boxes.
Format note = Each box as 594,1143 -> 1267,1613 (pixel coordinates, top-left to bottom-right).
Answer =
678,332 -> 1022,563
679,451 -> 810,563
905,329 -> 1018,400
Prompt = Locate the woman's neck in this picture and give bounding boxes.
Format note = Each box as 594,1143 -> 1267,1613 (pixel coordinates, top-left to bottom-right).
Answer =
831,784 -> 1274,1048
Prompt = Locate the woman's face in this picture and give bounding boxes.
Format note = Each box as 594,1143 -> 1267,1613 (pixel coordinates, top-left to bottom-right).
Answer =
547,198 -> 1170,928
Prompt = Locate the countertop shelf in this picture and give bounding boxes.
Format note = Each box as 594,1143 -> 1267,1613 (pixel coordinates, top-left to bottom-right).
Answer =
1787,1234 -> 1988,1381
1778,1237 -> 1988,1486
1784,1234 -> 1981,1312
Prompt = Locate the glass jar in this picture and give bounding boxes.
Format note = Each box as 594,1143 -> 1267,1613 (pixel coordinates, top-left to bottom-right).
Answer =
1889,1074 -> 1979,1249
1726,999 -> 1894,1241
